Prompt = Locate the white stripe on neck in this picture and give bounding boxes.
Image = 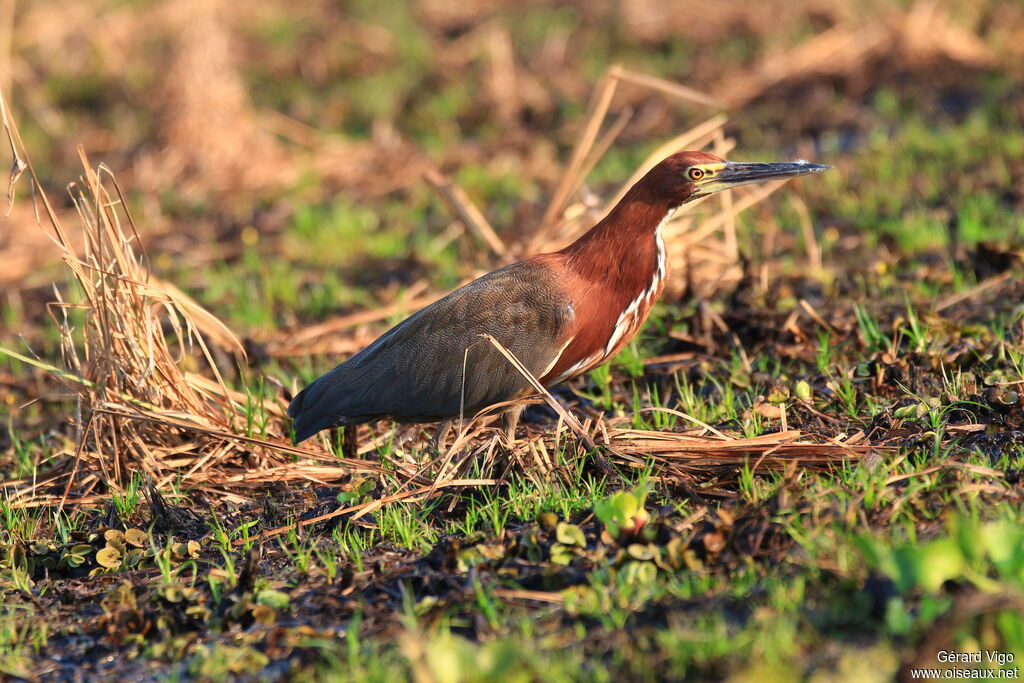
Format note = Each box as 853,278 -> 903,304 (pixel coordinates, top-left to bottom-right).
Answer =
601,207 -> 674,356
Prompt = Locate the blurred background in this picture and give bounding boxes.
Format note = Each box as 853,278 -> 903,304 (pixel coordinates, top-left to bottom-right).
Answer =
1,0 -> 1022,416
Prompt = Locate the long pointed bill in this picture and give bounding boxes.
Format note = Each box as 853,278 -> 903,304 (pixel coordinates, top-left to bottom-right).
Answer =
698,159 -> 832,196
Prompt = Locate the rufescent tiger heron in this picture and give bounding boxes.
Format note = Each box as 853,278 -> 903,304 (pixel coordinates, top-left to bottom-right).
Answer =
289,151 -> 830,447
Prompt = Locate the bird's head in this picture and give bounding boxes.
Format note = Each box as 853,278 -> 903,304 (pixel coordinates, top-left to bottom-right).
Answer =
640,151 -> 831,207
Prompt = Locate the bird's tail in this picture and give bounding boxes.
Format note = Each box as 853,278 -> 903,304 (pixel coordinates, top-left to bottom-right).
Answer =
288,366 -> 369,443
287,382 -> 329,444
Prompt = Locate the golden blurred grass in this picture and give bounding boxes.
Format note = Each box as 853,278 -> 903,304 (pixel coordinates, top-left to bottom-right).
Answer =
2,0 -> 1020,288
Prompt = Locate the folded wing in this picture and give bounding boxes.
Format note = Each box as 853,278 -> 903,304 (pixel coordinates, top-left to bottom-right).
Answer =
288,257 -> 573,442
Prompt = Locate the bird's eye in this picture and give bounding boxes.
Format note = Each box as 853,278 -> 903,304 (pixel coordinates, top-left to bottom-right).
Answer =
688,167 -> 705,180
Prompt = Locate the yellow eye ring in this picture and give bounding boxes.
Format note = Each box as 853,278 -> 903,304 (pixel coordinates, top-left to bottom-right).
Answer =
688,167 -> 705,180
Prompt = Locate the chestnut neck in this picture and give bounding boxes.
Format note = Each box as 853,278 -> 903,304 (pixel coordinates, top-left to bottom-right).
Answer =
559,185 -> 679,290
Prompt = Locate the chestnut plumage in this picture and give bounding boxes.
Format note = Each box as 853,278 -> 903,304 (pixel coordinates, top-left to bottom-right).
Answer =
288,151 -> 830,444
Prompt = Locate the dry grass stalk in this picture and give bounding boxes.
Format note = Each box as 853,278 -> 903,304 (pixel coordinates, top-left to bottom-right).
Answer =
539,68 -> 621,229
608,65 -> 726,108
934,271 -> 1015,314
481,335 -> 592,446
718,23 -> 888,107
464,337 -> 866,483
424,169 -> 508,260
480,334 -> 617,475
600,425 -> 877,491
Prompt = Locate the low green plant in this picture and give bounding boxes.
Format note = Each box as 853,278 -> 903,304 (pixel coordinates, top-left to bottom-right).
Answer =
594,487 -> 652,543
859,516 -> 1024,595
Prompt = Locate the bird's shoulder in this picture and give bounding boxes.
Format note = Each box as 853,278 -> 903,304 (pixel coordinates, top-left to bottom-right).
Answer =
451,253 -> 564,297
418,254 -> 570,325
350,254 -> 573,360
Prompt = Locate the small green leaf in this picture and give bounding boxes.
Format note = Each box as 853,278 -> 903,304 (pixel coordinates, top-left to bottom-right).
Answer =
457,547 -> 485,572
626,543 -> 658,561
556,523 -> 586,548
885,597 -> 913,635
893,403 -> 922,419
731,371 -> 752,389
980,521 -> 1024,575
250,604 -> 277,625
665,537 -> 686,569
537,512 -> 558,531
549,543 -> 576,566
96,546 -> 122,569
795,380 -> 812,400
336,491 -> 359,505
255,589 -> 290,610
30,541 -> 53,555
125,548 -> 146,568
595,488 -> 651,542
619,561 -> 657,585
163,585 -> 185,603
415,596 -> 439,616
124,529 -> 148,548
916,538 -> 965,592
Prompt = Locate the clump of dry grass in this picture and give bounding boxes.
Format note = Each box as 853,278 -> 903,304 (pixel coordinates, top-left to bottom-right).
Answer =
133,0 -> 298,200
0,90 -> 384,508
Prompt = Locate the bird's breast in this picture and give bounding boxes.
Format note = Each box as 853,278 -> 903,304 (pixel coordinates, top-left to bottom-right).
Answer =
540,230 -> 668,385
